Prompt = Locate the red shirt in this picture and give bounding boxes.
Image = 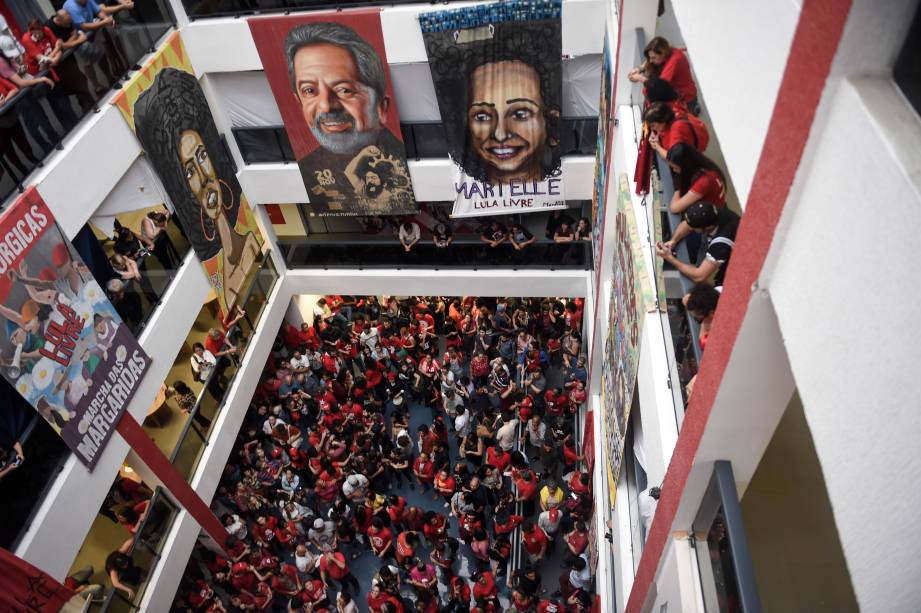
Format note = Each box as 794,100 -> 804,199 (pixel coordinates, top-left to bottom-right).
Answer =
230,567 -> 257,592
20,29 -> 59,75
537,600 -> 565,613
319,552 -> 349,580
450,577 -> 471,603
337,338 -> 358,358
689,169 -> 726,207
387,497 -> 406,524
435,474 -> 456,494
473,572 -> 497,600
367,526 -> 393,554
486,447 -> 510,471
301,578 -> 325,603
515,475 -> 538,500
522,527 -> 548,554
658,47 -> 697,103
414,457 -> 436,482
661,112 -> 709,152
205,332 -> 225,355
423,514 -> 447,541
395,531 -> 415,564
567,530 -> 589,555
368,593 -> 403,613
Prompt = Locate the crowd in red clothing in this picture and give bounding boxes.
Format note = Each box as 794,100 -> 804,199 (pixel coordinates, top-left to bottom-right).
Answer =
171,295 -> 596,612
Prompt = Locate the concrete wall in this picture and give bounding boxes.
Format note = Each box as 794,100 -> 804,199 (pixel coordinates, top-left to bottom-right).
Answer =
766,76 -> 921,612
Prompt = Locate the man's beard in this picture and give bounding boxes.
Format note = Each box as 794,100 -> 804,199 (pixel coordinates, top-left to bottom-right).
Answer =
309,92 -> 382,155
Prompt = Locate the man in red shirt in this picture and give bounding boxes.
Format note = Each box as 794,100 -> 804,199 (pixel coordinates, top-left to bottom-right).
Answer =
319,550 -> 360,594
513,468 -> 539,516
413,452 -> 436,493
472,570 -> 498,601
521,519 -> 549,564
485,443 -> 511,472
269,562 -> 301,598
367,517 -> 393,558
367,584 -> 403,613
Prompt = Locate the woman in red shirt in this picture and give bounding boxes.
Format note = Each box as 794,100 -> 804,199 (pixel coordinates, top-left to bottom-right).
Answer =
565,521 -> 590,557
20,20 -> 61,76
644,102 -> 709,155
665,143 -> 727,215
629,36 -> 699,112
434,468 -> 456,506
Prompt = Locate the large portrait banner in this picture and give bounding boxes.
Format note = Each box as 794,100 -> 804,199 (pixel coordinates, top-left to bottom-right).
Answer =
249,11 -> 417,217
601,174 -> 649,505
592,29 -> 615,288
112,32 -> 263,316
420,0 -> 568,218
0,189 -> 150,469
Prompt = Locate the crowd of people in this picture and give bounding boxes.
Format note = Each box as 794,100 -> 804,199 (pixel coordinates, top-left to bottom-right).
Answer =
0,0 -> 137,183
397,211 -> 591,254
172,295 -> 595,612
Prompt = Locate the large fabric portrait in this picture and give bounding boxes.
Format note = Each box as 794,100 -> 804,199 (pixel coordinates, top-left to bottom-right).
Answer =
420,0 -> 568,218
0,189 -> 150,469
592,30 -> 615,288
111,33 -> 263,317
601,174 -> 649,505
249,11 -> 417,217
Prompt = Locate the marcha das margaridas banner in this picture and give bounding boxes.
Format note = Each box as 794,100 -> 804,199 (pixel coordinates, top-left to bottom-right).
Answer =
419,0 -> 568,218
0,189 -> 150,470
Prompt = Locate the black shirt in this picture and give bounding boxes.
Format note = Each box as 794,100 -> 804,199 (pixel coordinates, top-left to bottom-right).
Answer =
46,17 -> 75,41
704,208 -> 740,287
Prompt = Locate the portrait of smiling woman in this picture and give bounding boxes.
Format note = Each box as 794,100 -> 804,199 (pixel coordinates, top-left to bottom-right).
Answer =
425,22 -> 563,186
134,68 -> 261,313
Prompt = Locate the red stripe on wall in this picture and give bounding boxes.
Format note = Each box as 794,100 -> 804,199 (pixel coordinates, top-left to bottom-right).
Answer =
624,1 -> 852,610
116,414 -> 228,552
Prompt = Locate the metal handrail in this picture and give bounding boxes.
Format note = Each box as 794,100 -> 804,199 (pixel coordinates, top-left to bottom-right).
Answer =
0,0 -> 177,206
656,155 -> 703,369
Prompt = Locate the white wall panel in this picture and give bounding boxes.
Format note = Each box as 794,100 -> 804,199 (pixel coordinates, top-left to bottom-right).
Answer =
35,108 -> 141,239
767,78 -> 921,613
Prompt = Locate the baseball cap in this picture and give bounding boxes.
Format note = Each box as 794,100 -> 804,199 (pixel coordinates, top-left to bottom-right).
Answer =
313,518 -> 325,529
683,202 -> 719,229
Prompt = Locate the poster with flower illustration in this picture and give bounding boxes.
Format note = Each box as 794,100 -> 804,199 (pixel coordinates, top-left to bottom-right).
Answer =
0,189 -> 150,469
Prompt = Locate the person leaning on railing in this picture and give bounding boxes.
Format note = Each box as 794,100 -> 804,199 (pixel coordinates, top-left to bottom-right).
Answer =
0,26 -> 61,155
656,201 -> 739,289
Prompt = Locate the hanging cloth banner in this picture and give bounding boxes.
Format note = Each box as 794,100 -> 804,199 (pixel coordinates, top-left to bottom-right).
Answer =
249,10 -> 418,217
600,174 -> 650,506
112,32 -> 263,316
0,547 -> 76,612
419,0 -> 568,218
0,189 -> 151,470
